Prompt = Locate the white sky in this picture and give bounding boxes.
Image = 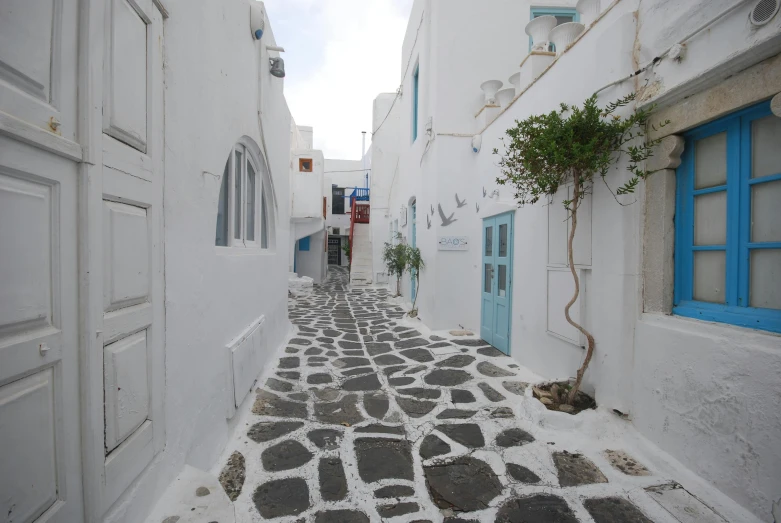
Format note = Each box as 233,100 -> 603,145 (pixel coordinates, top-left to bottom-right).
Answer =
263,0 -> 413,160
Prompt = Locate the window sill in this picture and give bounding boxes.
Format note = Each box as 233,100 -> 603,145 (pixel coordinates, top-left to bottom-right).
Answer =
673,301 -> 781,335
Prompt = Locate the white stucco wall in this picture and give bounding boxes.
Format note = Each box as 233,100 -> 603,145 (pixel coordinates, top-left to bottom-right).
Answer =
102,2 -> 294,521
291,149 -> 325,219
295,229 -> 327,283
370,0 -> 781,520
370,93 -> 402,282
297,125 -> 313,149
324,158 -> 366,233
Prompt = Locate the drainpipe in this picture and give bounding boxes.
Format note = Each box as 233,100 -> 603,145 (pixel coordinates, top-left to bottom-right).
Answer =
362,131 -> 367,189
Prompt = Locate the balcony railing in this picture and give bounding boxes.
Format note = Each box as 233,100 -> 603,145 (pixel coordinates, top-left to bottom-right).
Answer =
349,202 -> 370,266
349,187 -> 370,207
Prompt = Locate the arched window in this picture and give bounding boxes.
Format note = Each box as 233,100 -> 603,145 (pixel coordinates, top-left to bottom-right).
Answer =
216,141 -> 271,248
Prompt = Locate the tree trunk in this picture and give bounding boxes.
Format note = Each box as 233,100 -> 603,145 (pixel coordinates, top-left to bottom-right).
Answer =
412,273 -> 420,312
396,275 -> 401,297
564,173 -> 596,405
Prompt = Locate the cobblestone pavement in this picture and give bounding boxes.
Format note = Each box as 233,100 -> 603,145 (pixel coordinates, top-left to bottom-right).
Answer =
216,267 -> 714,523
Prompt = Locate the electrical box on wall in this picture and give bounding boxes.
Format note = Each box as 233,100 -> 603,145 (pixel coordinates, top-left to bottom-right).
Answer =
225,316 -> 265,418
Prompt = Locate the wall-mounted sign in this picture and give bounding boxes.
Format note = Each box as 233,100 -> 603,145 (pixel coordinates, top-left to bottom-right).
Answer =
438,236 -> 469,251
400,205 -> 408,226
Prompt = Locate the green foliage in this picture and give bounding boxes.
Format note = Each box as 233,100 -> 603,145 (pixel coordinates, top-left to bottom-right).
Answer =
493,93 -> 669,208
405,246 -> 425,275
493,93 -> 669,406
341,241 -> 351,261
382,234 -> 408,296
381,235 -> 426,303
382,234 -> 408,279
406,246 -> 425,313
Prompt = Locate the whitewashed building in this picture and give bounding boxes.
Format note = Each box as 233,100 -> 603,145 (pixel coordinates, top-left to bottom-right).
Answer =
289,151 -> 372,282
369,0 -> 781,521
290,125 -> 327,284
324,158 -> 371,268
0,1 -> 300,521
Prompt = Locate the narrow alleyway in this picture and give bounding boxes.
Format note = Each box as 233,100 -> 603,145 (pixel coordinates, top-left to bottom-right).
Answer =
210,267 -> 725,523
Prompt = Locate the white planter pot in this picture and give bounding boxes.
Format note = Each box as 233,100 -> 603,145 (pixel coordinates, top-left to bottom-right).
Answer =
549,22 -> 585,55
480,79 -> 503,105
525,15 -> 557,51
496,88 -> 515,108
508,72 -> 522,93
576,0 -> 601,25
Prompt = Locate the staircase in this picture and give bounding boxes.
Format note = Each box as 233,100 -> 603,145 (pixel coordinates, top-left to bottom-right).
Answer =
349,203 -> 372,286
350,223 -> 373,285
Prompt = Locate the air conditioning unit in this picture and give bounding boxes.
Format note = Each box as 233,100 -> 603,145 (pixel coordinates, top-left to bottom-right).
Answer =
332,227 -> 340,235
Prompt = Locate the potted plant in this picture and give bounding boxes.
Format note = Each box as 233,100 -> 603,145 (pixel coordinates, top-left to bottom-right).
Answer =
406,246 -> 425,316
382,233 -> 408,297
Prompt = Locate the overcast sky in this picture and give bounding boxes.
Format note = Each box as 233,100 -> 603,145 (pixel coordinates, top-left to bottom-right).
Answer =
263,0 -> 413,160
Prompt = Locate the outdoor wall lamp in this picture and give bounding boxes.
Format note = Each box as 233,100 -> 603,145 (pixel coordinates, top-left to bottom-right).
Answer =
270,57 -> 286,78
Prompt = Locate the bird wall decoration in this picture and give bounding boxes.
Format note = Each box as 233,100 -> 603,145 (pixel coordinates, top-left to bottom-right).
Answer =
426,214 -> 432,229
455,194 -> 466,208
438,204 -> 457,226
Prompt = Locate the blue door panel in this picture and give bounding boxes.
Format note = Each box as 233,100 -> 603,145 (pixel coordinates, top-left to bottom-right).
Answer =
481,221 -> 494,343
481,213 -> 513,354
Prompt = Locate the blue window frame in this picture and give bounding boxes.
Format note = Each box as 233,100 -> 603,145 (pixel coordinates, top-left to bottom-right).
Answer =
674,100 -> 781,333
412,64 -> 419,143
528,7 -> 579,52
299,236 -> 310,251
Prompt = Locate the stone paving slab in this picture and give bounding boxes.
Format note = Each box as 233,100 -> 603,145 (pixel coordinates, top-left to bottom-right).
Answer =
201,267 -> 734,523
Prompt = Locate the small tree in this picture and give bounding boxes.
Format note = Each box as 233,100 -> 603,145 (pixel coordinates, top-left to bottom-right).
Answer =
494,93 -> 667,405
406,246 -> 425,314
341,241 -> 351,271
382,234 -> 408,296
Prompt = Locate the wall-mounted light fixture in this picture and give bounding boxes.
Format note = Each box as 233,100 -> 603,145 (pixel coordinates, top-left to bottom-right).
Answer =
270,57 -> 286,78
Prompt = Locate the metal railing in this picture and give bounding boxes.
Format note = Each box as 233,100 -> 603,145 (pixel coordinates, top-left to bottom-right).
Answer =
349,187 -> 370,207
348,202 -> 370,266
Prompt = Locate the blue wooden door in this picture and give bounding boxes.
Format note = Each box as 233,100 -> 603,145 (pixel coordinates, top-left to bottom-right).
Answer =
481,213 -> 513,353
410,202 -> 417,302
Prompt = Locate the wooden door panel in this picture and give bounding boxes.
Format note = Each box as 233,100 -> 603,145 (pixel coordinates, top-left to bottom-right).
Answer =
482,215 -> 513,353
86,1 -> 165,514
0,0 -> 78,142
0,369 -> 57,523
104,331 -> 150,451
0,173 -> 53,333
103,201 -> 150,312
492,215 -> 512,353
0,136 -> 82,522
481,220 -> 495,343
103,0 -> 151,152
0,0 -> 57,103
